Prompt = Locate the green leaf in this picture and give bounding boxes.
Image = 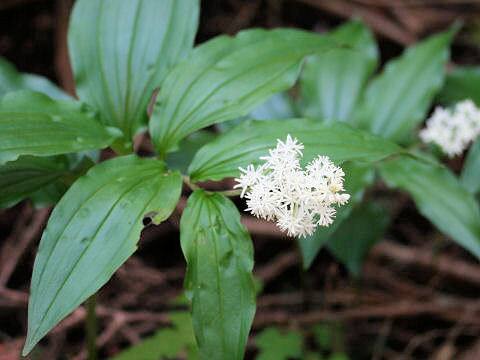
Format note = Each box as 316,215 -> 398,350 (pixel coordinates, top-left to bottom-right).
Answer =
0,156 -> 68,208
68,0 -> 199,142
256,327 -> 303,360
0,91 -> 121,164
298,163 -> 375,269
180,190 -> 255,360
0,57 -> 71,100
327,202 -> 389,276
355,27 -> 456,142
166,130 -> 217,174
437,66 -> 480,106
149,28 -> 336,155
216,92 -> 296,133
461,139 -> 480,194
0,152 -> 98,209
312,324 -> 333,350
188,119 -> 402,182
380,156 -> 480,259
299,20 -> 378,123
250,92 -> 297,120
111,312 -> 198,360
28,153 -> 99,209
23,155 -> 182,355
29,181 -> 69,209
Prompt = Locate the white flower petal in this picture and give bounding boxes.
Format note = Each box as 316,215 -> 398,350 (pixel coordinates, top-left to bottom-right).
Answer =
234,134 -> 350,238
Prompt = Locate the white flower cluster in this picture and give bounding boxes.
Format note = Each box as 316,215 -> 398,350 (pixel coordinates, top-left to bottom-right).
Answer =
234,135 -> 350,238
420,99 -> 480,158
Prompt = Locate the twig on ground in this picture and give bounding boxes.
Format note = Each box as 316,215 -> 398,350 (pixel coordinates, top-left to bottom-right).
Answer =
371,241 -> 480,287
0,206 -> 49,287
255,251 -> 299,282
296,0 -> 417,44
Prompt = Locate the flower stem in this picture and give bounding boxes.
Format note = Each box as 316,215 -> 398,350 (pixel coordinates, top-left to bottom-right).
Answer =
216,188 -> 242,197
85,294 -> 97,360
182,175 -> 201,192
182,176 -> 241,197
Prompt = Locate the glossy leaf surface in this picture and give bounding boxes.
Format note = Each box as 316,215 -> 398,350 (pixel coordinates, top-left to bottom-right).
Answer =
23,156 -> 182,355
149,28 -> 335,155
69,0 -> 199,141
188,119 -> 402,182
180,191 -> 255,360
355,28 -> 455,142
0,91 -> 121,164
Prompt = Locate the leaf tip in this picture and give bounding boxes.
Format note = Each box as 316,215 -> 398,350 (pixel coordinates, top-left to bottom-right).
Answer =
22,334 -> 36,357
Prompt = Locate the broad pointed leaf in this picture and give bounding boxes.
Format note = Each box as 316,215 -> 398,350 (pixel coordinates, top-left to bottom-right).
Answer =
23,155 -> 182,355
0,156 -> 68,208
149,29 -> 335,155
461,139 -> 480,194
68,0 -> 199,143
180,191 -> 255,360
188,119 -> 402,182
380,156 -> 480,258
355,27 -> 455,142
0,91 -> 121,164
0,57 -> 70,100
299,20 -> 378,122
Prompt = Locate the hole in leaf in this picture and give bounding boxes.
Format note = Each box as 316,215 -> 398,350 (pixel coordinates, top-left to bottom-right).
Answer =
142,211 -> 158,226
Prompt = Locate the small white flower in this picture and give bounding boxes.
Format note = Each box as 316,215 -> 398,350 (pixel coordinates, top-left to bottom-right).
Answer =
276,205 -> 316,238
234,135 -> 350,238
316,206 -> 336,227
234,164 -> 264,197
420,99 -> 480,158
245,182 -> 278,220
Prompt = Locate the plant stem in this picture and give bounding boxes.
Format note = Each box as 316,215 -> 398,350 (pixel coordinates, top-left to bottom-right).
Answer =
216,188 -> 242,197
111,138 -> 133,155
182,175 -> 201,192
85,294 -> 97,360
182,175 -> 242,197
